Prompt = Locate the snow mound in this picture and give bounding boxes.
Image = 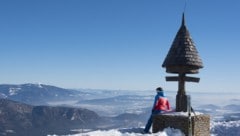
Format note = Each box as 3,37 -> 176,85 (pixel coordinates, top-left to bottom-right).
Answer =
54,127 -> 184,136
162,111 -> 203,116
211,120 -> 240,136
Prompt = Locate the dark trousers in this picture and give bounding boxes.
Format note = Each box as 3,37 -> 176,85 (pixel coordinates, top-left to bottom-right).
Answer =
144,110 -> 162,133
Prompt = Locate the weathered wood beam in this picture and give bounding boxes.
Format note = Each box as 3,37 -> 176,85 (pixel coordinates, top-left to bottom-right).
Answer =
185,76 -> 200,82
166,76 -> 200,83
165,76 -> 179,81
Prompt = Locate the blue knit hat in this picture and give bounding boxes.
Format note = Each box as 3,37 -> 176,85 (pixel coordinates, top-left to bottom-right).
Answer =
156,87 -> 163,92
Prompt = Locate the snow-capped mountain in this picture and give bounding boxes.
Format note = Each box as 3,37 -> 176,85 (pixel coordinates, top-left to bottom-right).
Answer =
0,83 -> 85,105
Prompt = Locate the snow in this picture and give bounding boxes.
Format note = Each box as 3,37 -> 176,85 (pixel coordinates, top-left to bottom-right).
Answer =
211,120 -> 240,136
71,116 -> 75,121
25,83 -> 43,88
32,82 -> 43,88
162,111 -> 203,116
48,120 -> 240,136
212,120 -> 240,128
37,83 -> 43,88
9,88 -> 21,96
0,93 -> 7,98
49,127 -> 184,136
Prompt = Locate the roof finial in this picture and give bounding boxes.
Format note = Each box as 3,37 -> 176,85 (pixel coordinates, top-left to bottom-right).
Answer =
182,13 -> 185,26
182,0 -> 187,26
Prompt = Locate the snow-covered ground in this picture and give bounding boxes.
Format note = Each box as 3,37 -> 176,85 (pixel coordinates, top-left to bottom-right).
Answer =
48,120 -> 240,136
49,127 -> 184,136
211,120 -> 240,136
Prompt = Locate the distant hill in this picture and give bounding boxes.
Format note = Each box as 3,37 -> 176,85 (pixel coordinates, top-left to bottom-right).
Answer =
77,95 -> 149,105
0,83 -> 84,105
223,104 -> 240,111
0,98 -> 100,136
197,104 -> 221,111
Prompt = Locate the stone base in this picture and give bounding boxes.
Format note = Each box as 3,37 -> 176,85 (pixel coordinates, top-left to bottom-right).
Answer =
152,113 -> 210,136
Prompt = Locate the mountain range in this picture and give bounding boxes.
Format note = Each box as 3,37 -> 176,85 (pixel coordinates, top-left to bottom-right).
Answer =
0,98 -> 101,136
1,83 -> 240,135
0,83 -> 84,105
0,84 -> 149,135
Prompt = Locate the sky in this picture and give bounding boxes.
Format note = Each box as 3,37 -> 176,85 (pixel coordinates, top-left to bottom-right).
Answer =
0,0 -> 240,93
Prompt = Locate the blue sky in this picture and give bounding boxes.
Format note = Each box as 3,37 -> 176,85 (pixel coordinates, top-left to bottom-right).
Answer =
0,0 -> 240,93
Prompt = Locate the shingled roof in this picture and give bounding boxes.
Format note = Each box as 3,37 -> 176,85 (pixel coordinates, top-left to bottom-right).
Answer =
162,14 -> 203,74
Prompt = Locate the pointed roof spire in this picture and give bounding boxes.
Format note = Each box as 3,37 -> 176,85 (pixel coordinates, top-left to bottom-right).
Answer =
182,13 -> 185,26
162,14 -> 203,74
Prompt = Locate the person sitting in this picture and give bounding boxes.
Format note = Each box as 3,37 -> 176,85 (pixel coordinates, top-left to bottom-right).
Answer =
144,87 -> 171,133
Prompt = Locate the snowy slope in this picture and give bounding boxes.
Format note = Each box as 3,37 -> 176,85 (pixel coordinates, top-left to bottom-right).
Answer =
48,120 -> 240,136
211,120 -> 240,136
49,127 -> 184,136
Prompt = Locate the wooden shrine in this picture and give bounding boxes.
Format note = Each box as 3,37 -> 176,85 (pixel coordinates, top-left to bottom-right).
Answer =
152,14 -> 210,136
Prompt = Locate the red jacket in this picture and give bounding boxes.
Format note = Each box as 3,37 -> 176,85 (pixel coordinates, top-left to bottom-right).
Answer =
153,92 -> 170,111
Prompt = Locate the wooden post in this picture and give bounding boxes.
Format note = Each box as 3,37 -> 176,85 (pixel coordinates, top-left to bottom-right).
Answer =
165,74 -> 199,112
178,73 -> 186,95
176,73 -> 187,112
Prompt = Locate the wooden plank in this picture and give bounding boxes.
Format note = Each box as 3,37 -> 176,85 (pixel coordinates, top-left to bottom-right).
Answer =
185,76 -> 200,83
166,76 -> 200,83
166,76 -> 179,81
